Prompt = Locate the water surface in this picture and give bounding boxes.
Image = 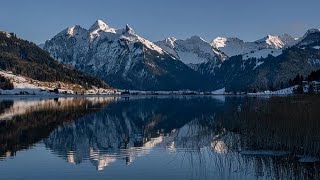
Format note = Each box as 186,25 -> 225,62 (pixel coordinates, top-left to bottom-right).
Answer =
0,96 -> 319,179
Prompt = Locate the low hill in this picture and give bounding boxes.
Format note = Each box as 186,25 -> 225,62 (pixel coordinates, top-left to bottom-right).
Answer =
0,32 -> 109,91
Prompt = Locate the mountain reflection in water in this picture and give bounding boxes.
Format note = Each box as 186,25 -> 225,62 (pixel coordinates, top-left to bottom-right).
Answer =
0,96 -> 319,179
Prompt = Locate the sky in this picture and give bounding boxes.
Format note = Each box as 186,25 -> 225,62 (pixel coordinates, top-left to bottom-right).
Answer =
1,0 -> 320,44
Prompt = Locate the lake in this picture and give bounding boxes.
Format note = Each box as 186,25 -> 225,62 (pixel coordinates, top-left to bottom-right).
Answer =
0,96 -> 319,179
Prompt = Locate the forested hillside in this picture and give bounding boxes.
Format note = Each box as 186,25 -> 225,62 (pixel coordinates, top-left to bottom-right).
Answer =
0,32 -> 108,89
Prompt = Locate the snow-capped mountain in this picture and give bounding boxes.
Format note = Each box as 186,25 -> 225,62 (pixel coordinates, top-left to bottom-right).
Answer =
212,29 -> 320,92
44,20 -> 212,91
255,34 -> 297,49
297,28 -> 320,47
211,34 -> 297,58
43,20 -> 320,92
155,36 -> 226,72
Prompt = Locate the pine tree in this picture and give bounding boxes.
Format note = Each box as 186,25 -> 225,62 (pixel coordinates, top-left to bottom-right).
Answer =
308,84 -> 315,94
294,84 -> 304,94
289,79 -> 293,86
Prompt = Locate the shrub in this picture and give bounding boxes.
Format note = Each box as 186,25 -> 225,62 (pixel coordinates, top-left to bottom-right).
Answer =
0,75 -> 14,90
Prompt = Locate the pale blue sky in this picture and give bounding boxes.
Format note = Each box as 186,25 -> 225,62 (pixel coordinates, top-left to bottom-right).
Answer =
1,0 -> 319,44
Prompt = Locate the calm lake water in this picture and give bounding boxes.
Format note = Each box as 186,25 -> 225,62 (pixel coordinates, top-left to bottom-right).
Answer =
0,96 -> 319,180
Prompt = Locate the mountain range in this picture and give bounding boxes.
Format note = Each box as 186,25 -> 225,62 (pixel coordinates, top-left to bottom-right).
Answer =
5,19 -> 320,92
43,20 -> 212,91
211,29 -> 320,91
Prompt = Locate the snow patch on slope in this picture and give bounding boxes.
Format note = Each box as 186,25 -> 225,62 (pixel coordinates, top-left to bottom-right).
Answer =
211,88 -> 225,95
249,86 -> 296,95
0,70 -> 115,95
156,36 -> 225,71
253,61 -> 264,70
0,71 -> 50,94
243,49 -> 282,60
211,37 -> 247,57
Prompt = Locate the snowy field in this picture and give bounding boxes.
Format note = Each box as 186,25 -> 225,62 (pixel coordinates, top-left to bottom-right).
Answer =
0,70 -> 117,95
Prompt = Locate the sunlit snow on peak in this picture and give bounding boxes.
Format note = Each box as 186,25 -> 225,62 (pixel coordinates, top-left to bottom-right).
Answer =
89,20 -> 111,32
125,24 -> 135,34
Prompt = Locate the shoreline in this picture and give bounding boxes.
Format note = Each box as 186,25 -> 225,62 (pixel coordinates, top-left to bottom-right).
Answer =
0,93 -> 296,100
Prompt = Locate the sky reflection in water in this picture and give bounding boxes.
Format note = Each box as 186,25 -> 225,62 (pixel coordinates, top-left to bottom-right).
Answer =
0,96 -> 319,179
